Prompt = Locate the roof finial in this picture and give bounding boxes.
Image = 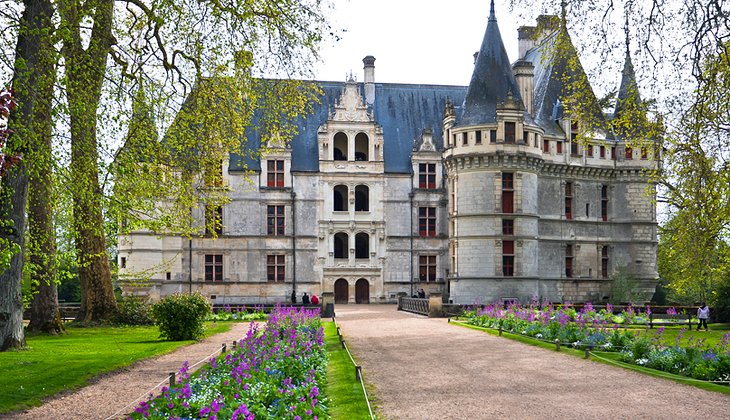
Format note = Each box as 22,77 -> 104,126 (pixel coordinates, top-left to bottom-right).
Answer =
489,0 -> 496,22
624,13 -> 630,54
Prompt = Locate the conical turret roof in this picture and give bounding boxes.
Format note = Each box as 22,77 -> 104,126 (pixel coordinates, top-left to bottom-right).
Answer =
614,25 -> 641,119
458,0 -> 523,127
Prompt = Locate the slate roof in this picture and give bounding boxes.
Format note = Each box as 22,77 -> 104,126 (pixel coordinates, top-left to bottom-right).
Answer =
457,1 -> 523,127
524,29 -> 607,138
228,81 -> 467,174
613,49 -> 640,119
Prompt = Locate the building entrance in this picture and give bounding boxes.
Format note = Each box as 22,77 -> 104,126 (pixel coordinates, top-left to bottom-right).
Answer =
355,278 -> 370,303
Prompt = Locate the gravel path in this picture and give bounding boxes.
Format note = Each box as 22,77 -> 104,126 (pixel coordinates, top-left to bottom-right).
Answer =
334,305 -> 730,420
7,322 -> 250,419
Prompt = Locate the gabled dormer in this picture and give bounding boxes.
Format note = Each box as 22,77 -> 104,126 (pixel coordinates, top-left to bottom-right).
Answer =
412,129 -> 443,190
318,76 -> 384,173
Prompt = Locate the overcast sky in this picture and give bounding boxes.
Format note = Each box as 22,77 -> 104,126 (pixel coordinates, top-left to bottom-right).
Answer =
313,0 -> 524,86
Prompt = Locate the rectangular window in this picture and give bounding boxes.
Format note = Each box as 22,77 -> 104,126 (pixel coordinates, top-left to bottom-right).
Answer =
419,255 -> 437,282
565,245 -> 573,278
564,182 -> 573,220
205,205 -> 223,236
587,145 -> 594,157
502,219 -> 514,235
205,254 -> 223,282
205,159 -> 224,187
502,173 -> 514,213
641,148 -> 648,159
601,247 -> 609,278
490,130 -> 497,144
522,130 -> 528,145
419,207 -> 436,237
504,122 -> 516,144
611,146 -> 617,160
600,145 -> 606,158
166,272 -> 171,281
418,163 -> 436,189
462,132 -> 468,146
571,141 -> 579,156
556,141 -> 563,154
543,139 -> 550,153
120,257 -> 127,268
452,133 -> 457,146
585,203 -> 590,217
267,255 -> 285,282
601,185 -> 608,221
475,131 -> 482,144
267,205 -> 285,236
625,147 -> 633,160
266,160 -> 285,187
503,240 -> 514,277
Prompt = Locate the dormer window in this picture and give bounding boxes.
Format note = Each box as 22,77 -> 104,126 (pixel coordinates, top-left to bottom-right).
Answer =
504,122 -> 515,144
419,163 -> 436,189
266,160 -> 284,187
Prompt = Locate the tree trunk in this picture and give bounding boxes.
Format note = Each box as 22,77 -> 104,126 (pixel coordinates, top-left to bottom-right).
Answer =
0,161 -> 28,350
25,0 -> 62,335
0,0 -> 55,350
63,0 -> 117,322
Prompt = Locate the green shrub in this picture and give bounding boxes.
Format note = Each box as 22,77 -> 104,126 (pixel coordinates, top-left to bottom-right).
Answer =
115,295 -> 154,326
151,292 -> 212,341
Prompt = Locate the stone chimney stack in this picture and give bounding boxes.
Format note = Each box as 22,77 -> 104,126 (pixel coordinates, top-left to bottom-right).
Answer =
363,55 -> 376,106
513,60 -> 535,116
517,26 -> 537,59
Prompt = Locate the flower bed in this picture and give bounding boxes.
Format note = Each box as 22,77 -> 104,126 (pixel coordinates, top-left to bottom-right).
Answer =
463,302 -> 730,384
130,306 -> 327,419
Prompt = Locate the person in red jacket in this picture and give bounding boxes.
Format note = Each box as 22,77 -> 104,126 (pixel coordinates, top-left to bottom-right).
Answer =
311,294 -> 319,305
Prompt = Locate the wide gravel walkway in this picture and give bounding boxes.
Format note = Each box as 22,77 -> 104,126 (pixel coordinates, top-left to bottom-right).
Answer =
7,322 -> 251,419
335,305 -> 730,420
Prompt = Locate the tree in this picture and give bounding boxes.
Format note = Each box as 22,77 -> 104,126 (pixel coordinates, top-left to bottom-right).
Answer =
0,0 -> 55,350
54,0 -> 331,322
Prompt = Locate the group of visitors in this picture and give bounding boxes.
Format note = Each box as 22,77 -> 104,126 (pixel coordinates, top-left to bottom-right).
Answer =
290,290 -> 319,306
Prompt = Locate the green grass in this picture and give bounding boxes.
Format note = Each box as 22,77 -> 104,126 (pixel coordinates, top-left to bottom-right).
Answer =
634,323 -> 730,348
452,320 -> 730,395
0,322 -> 231,414
323,322 -> 374,419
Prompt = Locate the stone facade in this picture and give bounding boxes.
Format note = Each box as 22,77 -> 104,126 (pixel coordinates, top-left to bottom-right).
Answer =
119,8 -> 659,306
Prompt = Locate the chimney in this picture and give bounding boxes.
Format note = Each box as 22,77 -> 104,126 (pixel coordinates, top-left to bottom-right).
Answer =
517,26 -> 537,59
513,60 -> 535,116
363,55 -> 376,106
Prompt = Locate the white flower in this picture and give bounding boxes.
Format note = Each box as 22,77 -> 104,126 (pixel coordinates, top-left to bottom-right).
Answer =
635,358 -> 649,365
536,333 -> 543,339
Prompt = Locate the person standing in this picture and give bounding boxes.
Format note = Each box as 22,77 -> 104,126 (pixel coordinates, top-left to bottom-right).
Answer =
697,303 -> 710,331
291,290 -> 296,305
302,292 -> 310,306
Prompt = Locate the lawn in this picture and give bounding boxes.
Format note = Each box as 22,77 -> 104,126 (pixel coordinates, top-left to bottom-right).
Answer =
0,322 -> 230,414
323,321 -> 374,419
637,323 -> 730,348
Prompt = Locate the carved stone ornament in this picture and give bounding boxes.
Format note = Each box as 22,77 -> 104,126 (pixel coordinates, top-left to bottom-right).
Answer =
331,81 -> 372,122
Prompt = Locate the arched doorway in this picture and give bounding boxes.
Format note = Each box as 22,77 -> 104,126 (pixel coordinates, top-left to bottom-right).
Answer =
355,278 -> 370,304
334,278 -> 349,304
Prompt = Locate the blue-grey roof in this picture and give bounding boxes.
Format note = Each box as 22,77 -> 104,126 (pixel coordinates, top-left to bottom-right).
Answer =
458,2 -> 523,127
230,81 -> 466,174
614,49 -> 640,119
525,30 -> 606,138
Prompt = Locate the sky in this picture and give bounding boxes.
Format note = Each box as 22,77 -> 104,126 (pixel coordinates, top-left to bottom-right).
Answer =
313,0 -> 524,86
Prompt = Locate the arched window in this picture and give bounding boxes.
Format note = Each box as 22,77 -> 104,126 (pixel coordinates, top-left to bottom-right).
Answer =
355,232 -> 369,259
333,185 -> 348,211
334,132 -> 348,161
355,185 -> 369,211
355,132 -> 369,161
334,233 -> 348,259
